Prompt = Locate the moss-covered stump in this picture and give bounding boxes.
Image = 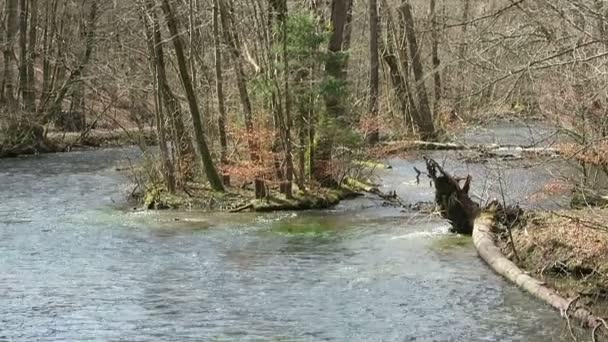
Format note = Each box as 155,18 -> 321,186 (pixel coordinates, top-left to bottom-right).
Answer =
141,184 -> 360,212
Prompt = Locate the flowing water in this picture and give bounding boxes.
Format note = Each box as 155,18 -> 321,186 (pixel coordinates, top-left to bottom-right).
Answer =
0,135 -> 575,341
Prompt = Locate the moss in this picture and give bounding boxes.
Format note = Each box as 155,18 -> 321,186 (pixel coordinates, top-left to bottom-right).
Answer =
251,187 -> 358,212
271,221 -> 334,237
431,235 -> 473,251
140,182 -> 359,213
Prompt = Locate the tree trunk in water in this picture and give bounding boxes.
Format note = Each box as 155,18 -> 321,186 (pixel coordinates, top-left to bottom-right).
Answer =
430,0 -> 441,112
423,156 -> 479,234
2,0 -> 18,107
160,0 -> 225,192
213,0 -> 230,186
399,1 -> 436,140
367,0 -> 380,145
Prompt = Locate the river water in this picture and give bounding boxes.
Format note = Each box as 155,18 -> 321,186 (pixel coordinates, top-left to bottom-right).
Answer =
0,131 -> 573,341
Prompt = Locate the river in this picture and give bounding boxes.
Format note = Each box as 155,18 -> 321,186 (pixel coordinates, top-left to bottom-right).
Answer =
0,125 -> 574,341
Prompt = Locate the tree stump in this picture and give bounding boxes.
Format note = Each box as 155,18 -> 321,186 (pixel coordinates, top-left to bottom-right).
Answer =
423,156 -> 480,234
254,178 -> 267,199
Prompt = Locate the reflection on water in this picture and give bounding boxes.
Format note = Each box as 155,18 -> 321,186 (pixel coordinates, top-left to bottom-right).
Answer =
0,146 -> 574,341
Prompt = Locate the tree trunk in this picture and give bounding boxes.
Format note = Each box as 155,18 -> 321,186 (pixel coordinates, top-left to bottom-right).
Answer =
430,0 -> 441,111
213,0 -> 230,186
367,0 -> 380,144
46,1 -> 97,126
24,0 -> 37,113
456,0 -> 470,114
18,0 -> 29,111
424,156 -> 478,234
399,1 -> 436,140
380,0 -> 418,131
313,0 -> 351,185
2,0 -> 18,107
281,0 -> 293,198
218,0 -> 258,162
145,0 -> 194,184
160,0 -> 225,192
141,0 -> 176,193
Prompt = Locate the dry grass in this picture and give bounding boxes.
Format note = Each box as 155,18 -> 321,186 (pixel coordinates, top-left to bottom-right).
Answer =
504,208 -> 608,315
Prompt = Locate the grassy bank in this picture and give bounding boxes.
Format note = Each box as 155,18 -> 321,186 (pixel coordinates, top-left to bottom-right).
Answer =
499,208 -> 608,316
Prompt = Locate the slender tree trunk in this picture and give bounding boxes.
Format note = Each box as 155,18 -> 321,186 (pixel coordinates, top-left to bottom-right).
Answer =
18,0 -> 29,110
147,2 -> 194,184
430,0 -> 441,111
24,0 -> 37,113
160,0 -> 225,192
142,3 -> 176,194
218,0 -> 258,162
313,0 -> 351,185
213,0 -> 230,186
2,0 -> 18,107
39,0 -> 53,109
341,0 -> 354,79
367,0 -> 380,144
456,0 -> 470,114
381,0 -> 417,132
281,0 -> 293,197
46,1 -> 97,125
399,1 -> 436,140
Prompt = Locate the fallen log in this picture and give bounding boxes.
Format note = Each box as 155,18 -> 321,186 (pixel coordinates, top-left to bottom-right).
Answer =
474,212 -> 608,340
382,139 -> 559,157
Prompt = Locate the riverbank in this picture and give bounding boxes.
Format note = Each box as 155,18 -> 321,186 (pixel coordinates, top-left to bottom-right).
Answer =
498,208 -> 608,317
0,127 -> 156,158
139,183 -> 362,212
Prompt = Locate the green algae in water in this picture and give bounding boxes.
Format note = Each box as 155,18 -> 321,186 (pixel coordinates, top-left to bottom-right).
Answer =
430,235 -> 473,251
270,216 -> 342,237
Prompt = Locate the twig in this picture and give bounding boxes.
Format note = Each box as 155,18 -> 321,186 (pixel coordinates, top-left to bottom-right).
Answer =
564,295 -> 580,341
550,211 -> 608,233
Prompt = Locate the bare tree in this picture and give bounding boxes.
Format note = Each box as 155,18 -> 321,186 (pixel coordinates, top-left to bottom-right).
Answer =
399,1 -> 436,139
160,0 -> 225,192
367,0 -> 380,144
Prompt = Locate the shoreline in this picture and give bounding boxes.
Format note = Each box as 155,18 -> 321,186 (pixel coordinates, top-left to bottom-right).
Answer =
473,210 -> 608,340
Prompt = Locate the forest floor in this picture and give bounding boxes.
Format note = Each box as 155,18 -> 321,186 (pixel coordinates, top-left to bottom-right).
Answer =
498,208 -> 608,316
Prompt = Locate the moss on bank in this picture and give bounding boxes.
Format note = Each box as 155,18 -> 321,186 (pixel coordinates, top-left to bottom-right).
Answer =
140,183 -> 360,213
499,208 -> 608,316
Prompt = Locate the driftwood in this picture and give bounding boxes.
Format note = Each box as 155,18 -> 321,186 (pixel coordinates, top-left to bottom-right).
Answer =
421,156 -> 480,234
474,213 -> 608,340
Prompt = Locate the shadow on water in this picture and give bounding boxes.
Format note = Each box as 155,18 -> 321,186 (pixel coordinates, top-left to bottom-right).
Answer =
0,129 -> 581,341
